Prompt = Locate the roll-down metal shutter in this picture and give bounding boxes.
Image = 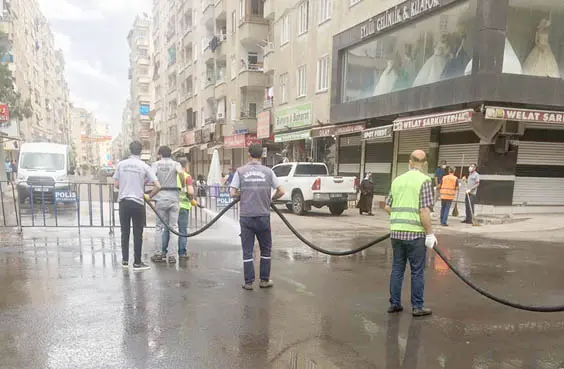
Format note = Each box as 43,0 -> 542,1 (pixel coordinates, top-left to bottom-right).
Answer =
338,134 -> 362,177
365,135 -> 393,195
396,129 -> 431,176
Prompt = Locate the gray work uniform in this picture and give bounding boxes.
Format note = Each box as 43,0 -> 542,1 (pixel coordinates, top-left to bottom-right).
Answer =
230,162 -> 280,284
152,158 -> 182,256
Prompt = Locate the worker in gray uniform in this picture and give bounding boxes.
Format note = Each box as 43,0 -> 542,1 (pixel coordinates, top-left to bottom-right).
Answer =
230,144 -> 285,290
150,145 -> 183,264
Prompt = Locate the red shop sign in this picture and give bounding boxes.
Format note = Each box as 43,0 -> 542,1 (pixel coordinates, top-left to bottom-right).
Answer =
183,131 -> 195,145
224,134 -> 246,148
0,104 -> 9,123
245,134 -> 262,147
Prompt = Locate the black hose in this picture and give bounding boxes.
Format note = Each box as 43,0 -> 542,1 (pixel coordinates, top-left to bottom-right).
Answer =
433,245 -> 564,312
270,204 -> 390,256
144,199 -> 239,238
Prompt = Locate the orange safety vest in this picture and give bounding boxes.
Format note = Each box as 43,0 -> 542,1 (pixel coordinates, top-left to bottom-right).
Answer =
440,174 -> 458,200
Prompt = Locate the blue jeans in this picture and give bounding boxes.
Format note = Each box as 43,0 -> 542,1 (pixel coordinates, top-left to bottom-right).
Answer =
240,216 -> 272,284
389,238 -> 427,309
465,193 -> 476,222
440,199 -> 452,225
178,208 -> 190,255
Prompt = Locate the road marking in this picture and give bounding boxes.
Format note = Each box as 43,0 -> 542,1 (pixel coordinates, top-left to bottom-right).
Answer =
276,275 -> 314,297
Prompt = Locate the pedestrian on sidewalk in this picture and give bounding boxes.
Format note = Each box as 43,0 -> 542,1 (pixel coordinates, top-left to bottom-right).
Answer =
5,159 -> 12,183
385,150 -> 436,317
113,141 -> 160,271
433,160 -> 447,212
230,144 -> 285,291
150,146 -> 184,264
10,160 -> 17,182
357,172 -> 375,216
177,158 -> 194,260
461,163 -> 480,224
439,167 -> 459,226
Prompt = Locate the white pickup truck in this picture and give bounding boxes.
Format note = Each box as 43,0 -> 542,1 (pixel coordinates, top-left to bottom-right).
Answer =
272,162 -> 358,216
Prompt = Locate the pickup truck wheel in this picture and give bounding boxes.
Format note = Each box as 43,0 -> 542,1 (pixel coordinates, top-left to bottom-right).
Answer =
292,192 -> 306,215
285,204 -> 293,212
329,204 -> 346,216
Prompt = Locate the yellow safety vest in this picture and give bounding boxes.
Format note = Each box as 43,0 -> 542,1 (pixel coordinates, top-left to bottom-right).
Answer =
178,172 -> 192,210
389,170 -> 430,233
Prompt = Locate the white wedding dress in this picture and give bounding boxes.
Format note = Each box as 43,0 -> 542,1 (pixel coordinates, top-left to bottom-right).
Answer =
413,43 -> 448,87
464,38 -> 522,75
523,22 -> 560,78
374,59 -> 398,95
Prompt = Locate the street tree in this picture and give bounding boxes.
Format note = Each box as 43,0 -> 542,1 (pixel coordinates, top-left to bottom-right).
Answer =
0,33 -> 32,121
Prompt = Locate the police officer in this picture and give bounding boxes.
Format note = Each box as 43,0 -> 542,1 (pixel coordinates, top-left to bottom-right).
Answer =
113,141 -> 160,271
385,150 -> 436,317
230,143 -> 285,290
150,146 -> 183,264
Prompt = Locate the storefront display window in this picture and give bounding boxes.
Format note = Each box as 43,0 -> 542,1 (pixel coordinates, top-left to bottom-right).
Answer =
505,0 -> 564,79
342,0 -> 476,103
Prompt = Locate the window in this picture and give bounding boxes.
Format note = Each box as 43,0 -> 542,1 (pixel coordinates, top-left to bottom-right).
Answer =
169,125 -> 178,146
140,84 -> 150,94
248,103 -> 257,118
139,66 -> 149,75
239,0 -> 244,22
273,165 -> 292,178
231,11 -> 237,33
318,0 -> 331,23
295,164 -> 328,176
155,85 -> 162,99
298,1 -> 309,35
168,99 -> 178,117
297,65 -> 307,97
316,55 -> 329,92
138,48 -> 148,58
231,58 -> 237,79
349,0 -> 361,6
280,73 -> 288,103
168,73 -> 177,91
280,14 -> 290,45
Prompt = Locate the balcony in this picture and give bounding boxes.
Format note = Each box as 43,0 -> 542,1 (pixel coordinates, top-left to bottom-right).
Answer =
263,43 -> 275,73
215,79 -> 226,98
238,18 -> 268,45
264,0 -> 274,19
238,65 -> 266,87
202,80 -> 215,101
202,0 -> 214,25
215,0 -> 226,19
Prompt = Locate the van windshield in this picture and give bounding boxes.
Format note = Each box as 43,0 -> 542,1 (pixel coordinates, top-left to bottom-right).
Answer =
20,152 -> 65,171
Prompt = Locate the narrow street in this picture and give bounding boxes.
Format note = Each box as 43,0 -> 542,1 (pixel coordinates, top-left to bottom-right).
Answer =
0,211 -> 563,368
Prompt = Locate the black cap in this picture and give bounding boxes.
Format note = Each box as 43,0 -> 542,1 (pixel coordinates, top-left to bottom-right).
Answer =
248,143 -> 263,159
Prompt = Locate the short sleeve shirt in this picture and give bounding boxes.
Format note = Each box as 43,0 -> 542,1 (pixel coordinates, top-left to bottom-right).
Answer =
468,171 -> 480,195
151,158 -> 182,202
113,156 -> 157,205
231,162 -> 280,217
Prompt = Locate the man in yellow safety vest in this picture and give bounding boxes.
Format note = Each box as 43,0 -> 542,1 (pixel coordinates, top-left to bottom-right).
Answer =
385,150 -> 436,317
177,158 -> 194,259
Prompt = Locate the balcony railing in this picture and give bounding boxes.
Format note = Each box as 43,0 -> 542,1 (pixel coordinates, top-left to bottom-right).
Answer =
205,117 -> 216,125
240,62 -> 264,73
240,111 -> 257,119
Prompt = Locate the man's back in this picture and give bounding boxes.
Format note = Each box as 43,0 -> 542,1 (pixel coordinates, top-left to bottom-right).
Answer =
115,156 -> 152,205
152,158 -> 181,202
237,163 -> 277,217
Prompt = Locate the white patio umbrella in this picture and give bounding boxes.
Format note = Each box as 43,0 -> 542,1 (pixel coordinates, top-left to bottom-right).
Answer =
207,149 -> 223,185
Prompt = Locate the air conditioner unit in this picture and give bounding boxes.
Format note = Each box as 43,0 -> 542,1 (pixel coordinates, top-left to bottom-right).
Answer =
219,34 -> 227,41
499,121 -> 524,136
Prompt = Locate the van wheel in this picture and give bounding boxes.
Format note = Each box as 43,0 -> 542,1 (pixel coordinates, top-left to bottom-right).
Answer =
292,192 -> 306,215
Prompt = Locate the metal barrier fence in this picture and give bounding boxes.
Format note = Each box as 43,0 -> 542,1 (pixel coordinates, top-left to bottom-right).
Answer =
0,181 -> 239,234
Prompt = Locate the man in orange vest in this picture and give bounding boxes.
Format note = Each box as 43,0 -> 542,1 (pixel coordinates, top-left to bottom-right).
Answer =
439,167 -> 459,226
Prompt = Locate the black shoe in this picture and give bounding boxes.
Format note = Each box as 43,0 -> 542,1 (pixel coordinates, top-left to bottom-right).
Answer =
150,254 -> 166,263
133,262 -> 150,271
412,308 -> 432,317
461,220 -> 470,224
122,261 -> 129,268
387,305 -> 404,313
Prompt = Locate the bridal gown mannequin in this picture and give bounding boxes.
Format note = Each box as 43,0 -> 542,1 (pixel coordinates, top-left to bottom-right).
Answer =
374,59 -> 398,95
464,38 -> 522,75
413,41 -> 448,87
523,19 -> 560,78
442,37 -> 470,79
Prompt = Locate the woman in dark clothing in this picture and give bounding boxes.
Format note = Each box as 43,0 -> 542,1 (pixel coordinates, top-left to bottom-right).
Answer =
357,172 -> 375,216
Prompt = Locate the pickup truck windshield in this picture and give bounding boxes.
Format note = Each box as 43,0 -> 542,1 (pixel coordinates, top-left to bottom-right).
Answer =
294,164 -> 328,176
20,152 -> 65,171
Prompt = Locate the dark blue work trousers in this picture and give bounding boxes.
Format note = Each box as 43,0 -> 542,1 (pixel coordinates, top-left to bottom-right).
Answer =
240,216 -> 272,284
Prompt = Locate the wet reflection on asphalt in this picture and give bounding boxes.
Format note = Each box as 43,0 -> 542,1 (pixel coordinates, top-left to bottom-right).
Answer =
0,228 -> 563,368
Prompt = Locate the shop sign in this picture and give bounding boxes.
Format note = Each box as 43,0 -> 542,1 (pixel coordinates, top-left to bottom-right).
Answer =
224,134 -> 261,148
245,134 -> 262,147
194,129 -> 203,144
485,106 -> 564,124
393,109 -> 473,131
361,125 -> 393,140
183,131 -> 195,145
0,104 -> 9,122
360,0 -> 440,39
274,103 -> 312,132
274,130 -> 311,143
257,111 -> 271,139
311,122 -> 366,138
139,103 -> 150,116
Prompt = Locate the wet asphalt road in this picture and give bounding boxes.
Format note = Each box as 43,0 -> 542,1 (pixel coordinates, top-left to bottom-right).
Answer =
1,218 -> 564,369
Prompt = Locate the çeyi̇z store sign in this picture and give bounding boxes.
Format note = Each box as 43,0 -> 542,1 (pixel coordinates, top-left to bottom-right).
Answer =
311,122 -> 365,138
485,106 -> 564,124
360,0 -> 440,39
393,109 -> 473,131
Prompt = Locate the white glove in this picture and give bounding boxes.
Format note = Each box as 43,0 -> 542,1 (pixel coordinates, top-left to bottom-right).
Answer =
425,234 -> 437,249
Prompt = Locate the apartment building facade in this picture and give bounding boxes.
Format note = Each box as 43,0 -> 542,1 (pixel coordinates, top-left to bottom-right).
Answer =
0,0 -> 72,151
126,14 -> 153,160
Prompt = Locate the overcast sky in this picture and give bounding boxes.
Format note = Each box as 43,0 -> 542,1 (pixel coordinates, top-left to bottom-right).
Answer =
38,0 -> 152,137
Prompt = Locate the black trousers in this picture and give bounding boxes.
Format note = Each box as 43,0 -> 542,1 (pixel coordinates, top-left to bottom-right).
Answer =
119,199 -> 146,264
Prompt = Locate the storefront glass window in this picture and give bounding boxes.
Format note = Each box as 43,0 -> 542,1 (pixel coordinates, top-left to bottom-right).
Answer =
342,0 -> 476,103
505,0 -> 564,79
